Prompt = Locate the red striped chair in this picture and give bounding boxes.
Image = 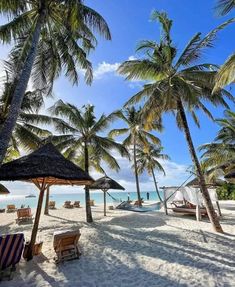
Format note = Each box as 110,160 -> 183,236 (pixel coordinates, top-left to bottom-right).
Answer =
0,233 -> 24,280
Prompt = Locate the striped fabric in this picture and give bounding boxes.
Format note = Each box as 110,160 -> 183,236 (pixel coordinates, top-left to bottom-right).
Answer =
0,233 -> 24,270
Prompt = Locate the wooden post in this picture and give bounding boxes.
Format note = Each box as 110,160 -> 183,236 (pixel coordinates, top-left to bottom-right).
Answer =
103,190 -> 107,216
44,186 -> 49,215
26,184 -> 46,261
196,205 -> 201,221
163,189 -> 168,215
216,201 -> 222,217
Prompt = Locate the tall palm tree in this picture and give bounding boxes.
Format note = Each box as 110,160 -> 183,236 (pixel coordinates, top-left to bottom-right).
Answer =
118,11 -> 234,232
0,0 -> 111,164
200,110 -> 235,176
47,101 -> 128,222
135,144 -> 170,201
213,1 -> 235,90
109,107 -> 162,206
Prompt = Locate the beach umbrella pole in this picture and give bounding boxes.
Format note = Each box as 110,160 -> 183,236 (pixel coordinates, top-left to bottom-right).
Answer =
26,181 -> 47,261
44,186 -> 50,215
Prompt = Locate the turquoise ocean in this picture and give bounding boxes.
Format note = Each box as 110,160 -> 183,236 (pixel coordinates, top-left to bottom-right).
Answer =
0,191 -> 163,209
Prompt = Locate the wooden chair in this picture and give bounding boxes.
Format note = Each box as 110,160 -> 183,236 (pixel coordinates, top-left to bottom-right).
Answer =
6,205 -> 17,213
53,230 -> 81,263
0,233 -> 24,280
48,201 -> 56,209
16,208 -> 33,224
73,201 -> 80,208
63,201 -> 73,209
89,200 -> 95,206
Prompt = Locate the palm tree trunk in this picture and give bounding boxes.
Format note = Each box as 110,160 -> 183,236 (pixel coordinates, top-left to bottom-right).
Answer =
84,142 -> 93,223
151,168 -> 162,202
44,186 -> 49,215
133,138 -> 142,206
177,99 -> 223,233
0,12 -> 45,165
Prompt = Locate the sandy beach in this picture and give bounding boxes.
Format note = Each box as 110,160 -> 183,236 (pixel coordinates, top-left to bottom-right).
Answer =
0,201 -> 235,287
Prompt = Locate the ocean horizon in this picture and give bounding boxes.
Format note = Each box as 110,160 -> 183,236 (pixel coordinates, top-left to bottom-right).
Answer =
0,190 -> 163,209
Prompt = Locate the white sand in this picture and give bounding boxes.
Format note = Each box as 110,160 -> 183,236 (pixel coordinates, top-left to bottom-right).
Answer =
0,200 -> 235,287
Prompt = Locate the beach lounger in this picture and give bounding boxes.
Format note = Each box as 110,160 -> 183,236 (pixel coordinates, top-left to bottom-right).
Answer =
53,229 -> 81,263
73,201 -> 80,208
89,200 -> 95,206
0,209 -> 5,213
134,199 -> 144,206
0,233 -> 24,280
16,208 -> 33,224
49,201 -> 56,209
63,201 -> 73,209
6,205 -> 17,213
171,206 -> 208,216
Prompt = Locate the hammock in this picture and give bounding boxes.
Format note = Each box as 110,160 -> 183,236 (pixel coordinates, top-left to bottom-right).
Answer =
116,201 -> 163,213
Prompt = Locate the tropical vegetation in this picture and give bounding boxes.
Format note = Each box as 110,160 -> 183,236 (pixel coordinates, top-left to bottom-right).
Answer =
117,11 -> 234,232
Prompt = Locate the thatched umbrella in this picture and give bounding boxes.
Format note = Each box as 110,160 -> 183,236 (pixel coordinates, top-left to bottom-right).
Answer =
0,183 -> 10,194
0,143 -> 93,260
186,177 -> 225,188
224,171 -> 235,183
89,175 -> 125,216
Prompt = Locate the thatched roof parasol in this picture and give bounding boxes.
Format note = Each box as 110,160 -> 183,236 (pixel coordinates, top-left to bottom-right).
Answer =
0,183 -> 10,194
0,143 -> 93,260
224,171 -> 235,183
89,176 -> 125,216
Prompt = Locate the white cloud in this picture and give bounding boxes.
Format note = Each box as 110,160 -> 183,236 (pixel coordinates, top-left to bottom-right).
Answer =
93,61 -> 120,80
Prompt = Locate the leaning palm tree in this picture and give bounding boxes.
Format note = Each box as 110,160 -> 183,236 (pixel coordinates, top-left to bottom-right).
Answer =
0,0 -> 111,164
213,1 -> 235,90
109,107 -> 162,206
118,11 -> 234,232
135,144 -> 170,201
47,101 -> 128,222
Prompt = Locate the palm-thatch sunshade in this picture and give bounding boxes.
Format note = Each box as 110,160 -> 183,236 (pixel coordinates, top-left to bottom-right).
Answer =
224,171 -> 235,183
0,143 -> 93,260
0,183 -> 10,194
89,176 -> 125,216
186,177 -> 225,188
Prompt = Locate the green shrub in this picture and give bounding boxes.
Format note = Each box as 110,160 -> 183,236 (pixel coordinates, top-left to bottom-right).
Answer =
216,183 -> 235,200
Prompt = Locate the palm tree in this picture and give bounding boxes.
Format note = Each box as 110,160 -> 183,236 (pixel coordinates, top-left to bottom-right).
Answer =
0,0 -> 111,164
213,1 -> 235,90
200,110 -> 235,176
109,107 -> 162,206
47,101 -> 128,222
118,11 -> 234,232
0,71 -> 52,160
135,144 -> 170,201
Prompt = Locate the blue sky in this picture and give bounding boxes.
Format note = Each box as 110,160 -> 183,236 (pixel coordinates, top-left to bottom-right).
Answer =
1,0 -> 235,194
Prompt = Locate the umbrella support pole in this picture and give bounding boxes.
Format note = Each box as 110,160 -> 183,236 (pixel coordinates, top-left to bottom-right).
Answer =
26,182 -> 46,261
103,190 -> 107,216
44,187 -> 50,215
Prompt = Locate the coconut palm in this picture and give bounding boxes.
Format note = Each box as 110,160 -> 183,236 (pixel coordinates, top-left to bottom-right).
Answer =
118,11 -> 234,232
200,110 -> 235,176
46,101 -> 128,222
0,0 -> 111,164
109,107 -> 162,206
213,1 -> 235,90
135,144 -> 170,201
0,70 -> 52,161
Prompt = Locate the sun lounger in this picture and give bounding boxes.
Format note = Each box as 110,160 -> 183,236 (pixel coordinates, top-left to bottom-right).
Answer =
171,206 -> 208,216
73,201 -> 80,208
0,209 -> 5,213
0,233 -> 24,280
53,229 -> 81,263
49,201 -> 56,209
6,205 -> 17,213
63,201 -> 73,209
134,199 -> 144,206
89,200 -> 95,206
16,208 -> 33,224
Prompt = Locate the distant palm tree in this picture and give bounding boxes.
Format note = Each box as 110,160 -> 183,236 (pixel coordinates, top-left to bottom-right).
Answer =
200,110 -> 235,176
0,0 -> 111,164
118,11 -> 234,232
135,144 -> 170,201
214,1 -> 235,90
47,101 -> 128,222
109,107 -> 162,206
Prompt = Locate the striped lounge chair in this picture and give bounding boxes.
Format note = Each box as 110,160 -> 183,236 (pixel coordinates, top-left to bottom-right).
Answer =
0,233 -> 24,280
